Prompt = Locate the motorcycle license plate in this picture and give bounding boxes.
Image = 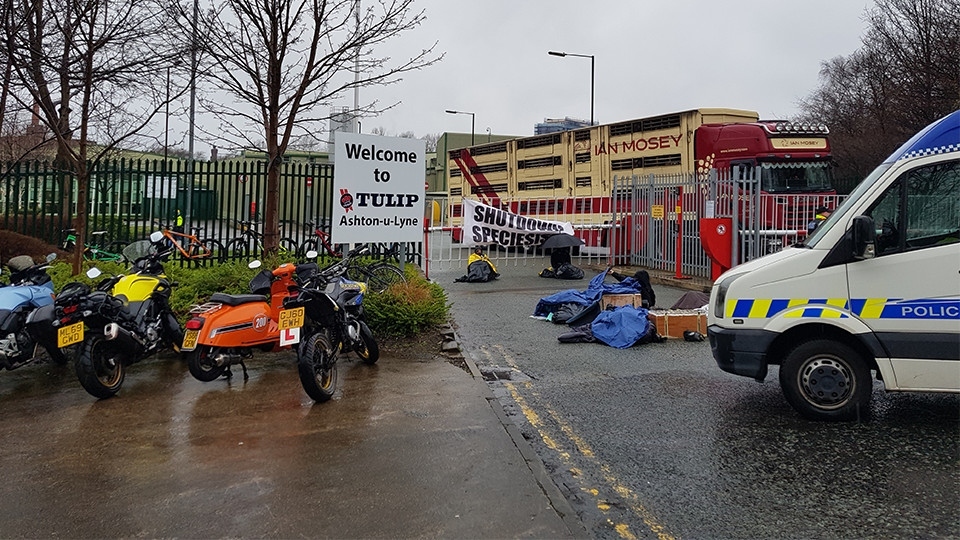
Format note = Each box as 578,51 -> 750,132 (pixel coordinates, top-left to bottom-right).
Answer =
278,307 -> 305,330
181,330 -> 199,352
57,322 -> 84,348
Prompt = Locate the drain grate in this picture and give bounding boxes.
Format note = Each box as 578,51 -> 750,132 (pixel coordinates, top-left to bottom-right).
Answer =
478,365 -> 532,382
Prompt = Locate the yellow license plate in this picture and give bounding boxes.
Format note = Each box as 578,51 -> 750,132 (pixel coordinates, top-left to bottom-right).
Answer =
278,307 -> 305,330
57,322 -> 84,348
181,329 -> 199,351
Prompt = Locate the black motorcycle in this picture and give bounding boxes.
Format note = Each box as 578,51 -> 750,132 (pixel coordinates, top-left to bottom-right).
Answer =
0,253 -> 68,370
50,233 -> 183,398
286,245 -> 380,402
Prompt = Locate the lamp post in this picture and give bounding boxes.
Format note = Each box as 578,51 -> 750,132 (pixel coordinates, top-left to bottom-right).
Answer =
548,50 -> 594,126
445,109 -> 475,146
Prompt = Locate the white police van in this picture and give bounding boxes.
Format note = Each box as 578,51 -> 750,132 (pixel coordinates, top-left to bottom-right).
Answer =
708,110 -> 960,421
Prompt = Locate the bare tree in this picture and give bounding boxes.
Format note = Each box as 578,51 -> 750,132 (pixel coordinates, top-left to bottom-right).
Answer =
0,0 -> 184,272
191,0 -> 439,252
800,0 -> 960,190
419,132 -> 439,152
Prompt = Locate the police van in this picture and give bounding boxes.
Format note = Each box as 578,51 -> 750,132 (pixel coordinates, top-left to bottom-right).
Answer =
708,110 -> 960,421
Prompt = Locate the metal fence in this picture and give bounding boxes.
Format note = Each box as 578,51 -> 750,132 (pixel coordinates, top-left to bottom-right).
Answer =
426,170 -> 847,279
0,158 -> 423,265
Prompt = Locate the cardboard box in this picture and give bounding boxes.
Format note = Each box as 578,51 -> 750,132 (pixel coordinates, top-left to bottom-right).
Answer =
600,293 -> 644,310
648,310 -> 707,339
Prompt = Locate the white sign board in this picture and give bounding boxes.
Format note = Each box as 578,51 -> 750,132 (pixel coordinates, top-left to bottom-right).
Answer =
332,132 -> 425,244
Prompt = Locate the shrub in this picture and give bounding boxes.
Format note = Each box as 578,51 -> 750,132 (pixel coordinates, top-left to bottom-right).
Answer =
364,275 -> 449,337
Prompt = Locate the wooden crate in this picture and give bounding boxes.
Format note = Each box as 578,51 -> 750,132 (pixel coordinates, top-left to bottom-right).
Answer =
600,293 -> 644,310
648,310 -> 707,339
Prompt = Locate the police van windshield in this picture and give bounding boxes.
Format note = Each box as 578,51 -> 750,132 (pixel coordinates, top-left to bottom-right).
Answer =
804,163 -> 892,248
760,162 -> 832,193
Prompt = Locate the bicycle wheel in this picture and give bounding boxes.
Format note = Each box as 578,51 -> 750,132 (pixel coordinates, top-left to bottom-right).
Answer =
226,238 -> 251,261
106,241 -> 128,262
196,239 -> 225,266
279,237 -> 299,260
299,238 -> 318,259
357,262 -> 406,293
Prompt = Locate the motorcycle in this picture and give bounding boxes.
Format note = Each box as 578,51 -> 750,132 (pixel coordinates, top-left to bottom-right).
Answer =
181,253 -> 321,382
285,244 -> 380,402
50,232 -> 183,398
0,253 -> 67,370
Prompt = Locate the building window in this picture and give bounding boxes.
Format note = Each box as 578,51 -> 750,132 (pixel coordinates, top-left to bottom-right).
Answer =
518,179 -> 562,190
516,133 -> 561,149
517,156 -> 561,169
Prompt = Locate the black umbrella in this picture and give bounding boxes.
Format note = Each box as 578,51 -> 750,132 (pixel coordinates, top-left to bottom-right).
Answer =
540,233 -> 584,250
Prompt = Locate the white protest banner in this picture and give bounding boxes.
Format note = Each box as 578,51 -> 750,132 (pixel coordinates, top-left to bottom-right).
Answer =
333,132 -> 425,244
461,199 -> 574,248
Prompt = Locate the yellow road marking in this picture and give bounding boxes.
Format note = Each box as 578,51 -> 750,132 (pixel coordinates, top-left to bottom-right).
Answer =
488,344 -> 676,540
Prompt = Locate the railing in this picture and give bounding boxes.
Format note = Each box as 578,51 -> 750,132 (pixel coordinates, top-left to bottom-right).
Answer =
0,158 -> 423,266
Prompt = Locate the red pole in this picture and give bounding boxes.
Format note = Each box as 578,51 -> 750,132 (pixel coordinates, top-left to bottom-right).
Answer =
423,222 -> 430,281
675,185 -> 684,279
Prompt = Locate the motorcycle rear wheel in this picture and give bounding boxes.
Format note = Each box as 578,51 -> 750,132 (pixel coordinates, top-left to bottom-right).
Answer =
76,335 -> 126,399
187,345 -> 227,382
355,321 -> 379,365
298,332 -> 338,402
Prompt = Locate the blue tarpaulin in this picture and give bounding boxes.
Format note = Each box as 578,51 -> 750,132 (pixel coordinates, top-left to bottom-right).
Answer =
533,272 -> 639,317
590,306 -> 651,349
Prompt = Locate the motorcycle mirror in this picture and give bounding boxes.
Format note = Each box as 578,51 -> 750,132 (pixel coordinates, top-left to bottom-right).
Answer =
305,250 -> 318,259
248,260 -> 262,269
46,253 -> 57,262
149,231 -> 164,243
86,267 -> 102,279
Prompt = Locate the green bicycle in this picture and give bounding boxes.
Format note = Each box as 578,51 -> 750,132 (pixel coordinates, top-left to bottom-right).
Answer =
60,228 -> 127,262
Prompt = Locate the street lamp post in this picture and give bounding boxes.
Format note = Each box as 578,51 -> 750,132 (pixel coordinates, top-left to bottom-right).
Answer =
548,50 -> 594,126
445,109 -> 475,146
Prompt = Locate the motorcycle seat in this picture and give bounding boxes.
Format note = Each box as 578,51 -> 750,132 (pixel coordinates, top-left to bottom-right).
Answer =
209,292 -> 267,306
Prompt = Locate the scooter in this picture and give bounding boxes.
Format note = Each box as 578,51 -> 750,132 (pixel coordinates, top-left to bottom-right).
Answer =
285,245 -> 379,402
48,232 -> 183,398
0,253 -> 67,370
182,253 -> 320,382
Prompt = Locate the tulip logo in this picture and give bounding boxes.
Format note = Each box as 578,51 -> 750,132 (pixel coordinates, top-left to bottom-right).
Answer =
339,189 -> 354,213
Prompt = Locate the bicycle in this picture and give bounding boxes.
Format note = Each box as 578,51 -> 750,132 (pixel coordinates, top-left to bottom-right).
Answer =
60,229 -> 127,262
154,221 -> 225,266
343,254 -> 407,294
368,241 -> 421,265
297,224 -> 405,293
299,219 -> 344,259
227,220 -> 298,261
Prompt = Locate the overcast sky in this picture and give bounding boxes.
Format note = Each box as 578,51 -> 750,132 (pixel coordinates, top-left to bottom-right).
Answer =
358,0 -> 875,141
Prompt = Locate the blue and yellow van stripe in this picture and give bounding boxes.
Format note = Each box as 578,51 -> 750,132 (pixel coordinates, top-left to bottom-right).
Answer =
726,298 -> 960,320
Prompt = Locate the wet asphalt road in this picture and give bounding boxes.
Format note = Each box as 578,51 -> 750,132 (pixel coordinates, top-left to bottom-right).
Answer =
436,260 -> 960,540
0,347 -> 575,539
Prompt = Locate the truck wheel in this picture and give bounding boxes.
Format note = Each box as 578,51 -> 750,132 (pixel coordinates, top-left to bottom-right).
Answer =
779,339 -> 872,421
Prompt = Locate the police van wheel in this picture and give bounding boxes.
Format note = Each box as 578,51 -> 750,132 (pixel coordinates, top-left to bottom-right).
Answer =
779,339 -> 872,422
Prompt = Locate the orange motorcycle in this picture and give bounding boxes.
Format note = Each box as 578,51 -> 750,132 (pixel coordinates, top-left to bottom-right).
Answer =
181,256 -> 319,381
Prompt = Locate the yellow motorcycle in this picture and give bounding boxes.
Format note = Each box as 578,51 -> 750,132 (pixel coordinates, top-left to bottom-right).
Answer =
53,232 -> 182,398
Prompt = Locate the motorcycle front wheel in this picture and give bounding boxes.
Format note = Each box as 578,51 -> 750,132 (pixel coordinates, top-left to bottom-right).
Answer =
355,321 -> 379,365
187,345 -> 227,382
298,332 -> 338,403
76,335 -> 126,399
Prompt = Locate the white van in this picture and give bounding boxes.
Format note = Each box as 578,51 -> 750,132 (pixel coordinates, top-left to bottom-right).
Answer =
708,110 -> 960,421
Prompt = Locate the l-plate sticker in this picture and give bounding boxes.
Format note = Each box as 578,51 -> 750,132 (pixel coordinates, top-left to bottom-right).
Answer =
280,327 -> 301,347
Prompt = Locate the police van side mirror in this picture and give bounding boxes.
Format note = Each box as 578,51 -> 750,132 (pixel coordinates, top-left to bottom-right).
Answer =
852,216 -> 876,260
